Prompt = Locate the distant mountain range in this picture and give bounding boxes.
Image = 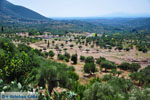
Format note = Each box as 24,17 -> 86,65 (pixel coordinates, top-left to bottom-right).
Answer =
0,0 -> 150,34
99,13 -> 150,18
0,0 -> 48,20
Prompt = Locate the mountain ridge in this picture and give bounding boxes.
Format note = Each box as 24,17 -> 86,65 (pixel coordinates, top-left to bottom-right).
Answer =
0,0 -> 48,20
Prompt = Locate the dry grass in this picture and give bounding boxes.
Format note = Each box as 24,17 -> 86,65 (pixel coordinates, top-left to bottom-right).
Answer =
29,39 -> 150,84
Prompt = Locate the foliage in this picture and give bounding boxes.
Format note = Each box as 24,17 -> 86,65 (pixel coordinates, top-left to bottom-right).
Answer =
80,56 -> 85,62
96,56 -> 106,65
84,63 -> 96,74
85,56 -> 95,63
71,54 -> 78,64
118,62 -> 130,70
68,71 -> 79,81
100,60 -> 116,72
49,50 -> 55,58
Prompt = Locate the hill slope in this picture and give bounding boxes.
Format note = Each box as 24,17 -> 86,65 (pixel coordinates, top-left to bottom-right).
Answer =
0,0 -> 47,20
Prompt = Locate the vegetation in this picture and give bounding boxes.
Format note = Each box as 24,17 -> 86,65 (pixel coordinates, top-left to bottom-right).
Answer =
0,5 -> 150,99
71,54 -> 78,64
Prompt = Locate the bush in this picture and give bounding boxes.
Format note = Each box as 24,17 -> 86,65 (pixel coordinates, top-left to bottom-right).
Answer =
102,74 -> 113,81
129,63 -> 141,72
67,71 -> 79,81
64,57 -> 69,62
58,54 -> 65,60
84,63 -> 96,74
71,54 -> 78,64
85,56 -> 94,63
89,77 -> 102,85
96,57 -> 106,65
49,50 -> 55,58
64,52 -> 70,59
118,62 -> 130,70
100,60 -> 116,72
125,47 -> 130,51
80,56 -> 85,62
68,66 -> 75,71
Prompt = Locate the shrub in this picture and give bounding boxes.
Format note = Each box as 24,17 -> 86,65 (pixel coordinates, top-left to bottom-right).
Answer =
129,63 -> 141,72
102,74 -> 113,81
58,54 -> 65,60
118,62 -> 130,70
68,66 -> 75,71
64,57 -> 69,62
96,57 -> 106,65
64,52 -> 70,59
100,61 -> 116,72
49,50 -> 55,58
71,54 -> 78,64
84,63 -> 96,74
67,71 -> 79,81
80,56 -> 85,62
85,56 -> 94,63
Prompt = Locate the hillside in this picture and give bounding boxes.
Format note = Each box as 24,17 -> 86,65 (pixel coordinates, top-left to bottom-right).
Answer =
79,18 -> 150,32
0,0 -> 150,34
0,0 -> 47,20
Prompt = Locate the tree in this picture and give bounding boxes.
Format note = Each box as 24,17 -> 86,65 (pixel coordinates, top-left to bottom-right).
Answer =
130,65 -> 150,86
60,43 -> 64,48
71,54 -> 78,64
96,57 -> 106,65
84,63 -> 96,74
129,88 -> 150,100
70,44 -> 74,49
63,48 -> 67,53
83,82 -> 122,100
58,54 -> 65,60
118,62 -> 130,70
96,49 -> 99,53
129,63 -> 141,72
47,41 -> 50,48
80,56 -> 85,62
125,47 -> 130,51
49,50 -> 55,58
52,41 -> 55,46
44,40 -> 47,43
35,61 -> 71,95
67,71 -> 79,81
1,26 -> 4,32
85,56 -> 94,63
44,52 -> 49,58
100,61 -> 116,72
85,49 -> 90,53
64,52 -> 70,59
78,45 -> 82,50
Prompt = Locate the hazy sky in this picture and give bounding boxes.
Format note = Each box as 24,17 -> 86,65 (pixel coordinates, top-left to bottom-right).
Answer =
8,0 -> 150,17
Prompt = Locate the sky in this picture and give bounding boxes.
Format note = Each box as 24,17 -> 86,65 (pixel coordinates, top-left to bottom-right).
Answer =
7,0 -> 150,17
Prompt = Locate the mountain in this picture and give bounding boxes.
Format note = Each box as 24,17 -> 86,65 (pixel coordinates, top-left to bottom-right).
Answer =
99,13 -> 150,18
0,0 -> 149,34
0,0 -> 48,20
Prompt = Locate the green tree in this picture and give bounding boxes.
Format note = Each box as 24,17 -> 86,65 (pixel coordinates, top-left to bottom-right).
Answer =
80,56 -> 85,62
70,44 -> 74,49
129,63 -> 141,72
85,56 -> 94,63
49,50 -> 55,58
71,54 -> 78,64
96,57 -> 106,65
47,40 -> 50,48
118,62 -> 130,70
64,52 -> 70,59
100,61 -> 116,72
78,45 -> 82,50
84,63 -> 96,74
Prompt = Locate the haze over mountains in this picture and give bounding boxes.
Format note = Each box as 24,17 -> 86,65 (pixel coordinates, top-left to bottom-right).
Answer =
0,0 -> 150,34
